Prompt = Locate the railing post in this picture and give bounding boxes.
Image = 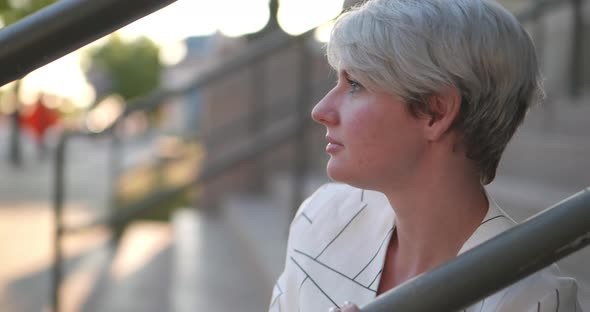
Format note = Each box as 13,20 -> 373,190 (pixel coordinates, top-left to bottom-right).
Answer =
108,123 -> 122,219
532,0 -> 547,64
52,132 -> 68,312
8,105 -> 22,167
292,36 -> 311,216
570,0 -> 584,97
250,60 -> 266,192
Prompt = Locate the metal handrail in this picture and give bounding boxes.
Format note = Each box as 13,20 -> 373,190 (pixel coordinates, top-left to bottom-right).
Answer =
51,32 -> 317,236
0,0 -> 176,86
113,29 -> 312,122
362,187 -> 590,312
56,112 -> 306,235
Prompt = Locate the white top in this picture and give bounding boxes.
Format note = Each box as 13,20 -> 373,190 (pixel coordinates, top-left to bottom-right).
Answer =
269,183 -> 583,312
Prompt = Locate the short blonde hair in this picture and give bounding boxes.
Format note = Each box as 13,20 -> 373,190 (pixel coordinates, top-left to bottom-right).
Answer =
328,0 -> 544,184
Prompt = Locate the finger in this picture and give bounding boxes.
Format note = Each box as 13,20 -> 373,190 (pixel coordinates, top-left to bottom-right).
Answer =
340,302 -> 361,312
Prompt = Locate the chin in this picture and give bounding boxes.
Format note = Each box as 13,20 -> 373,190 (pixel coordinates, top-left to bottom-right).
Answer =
326,161 -> 357,185
326,160 -> 387,191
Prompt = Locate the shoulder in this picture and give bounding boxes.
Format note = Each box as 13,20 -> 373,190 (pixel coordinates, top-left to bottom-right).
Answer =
293,183 -> 362,222
480,265 -> 582,311
464,196 -> 583,311
286,182 -> 392,255
291,183 -> 391,231
460,195 -> 518,253
271,184 -> 393,312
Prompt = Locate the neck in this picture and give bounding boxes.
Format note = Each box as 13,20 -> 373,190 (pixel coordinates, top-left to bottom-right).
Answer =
382,149 -> 488,275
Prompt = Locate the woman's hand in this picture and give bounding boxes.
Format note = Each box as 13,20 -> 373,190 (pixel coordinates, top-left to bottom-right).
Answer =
328,302 -> 361,312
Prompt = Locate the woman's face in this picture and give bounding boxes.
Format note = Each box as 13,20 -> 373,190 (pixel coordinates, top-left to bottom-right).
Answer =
311,70 -> 427,190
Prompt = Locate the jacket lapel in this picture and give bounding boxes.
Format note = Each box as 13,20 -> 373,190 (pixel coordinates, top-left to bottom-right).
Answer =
459,195 -> 517,254
291,188 -> 394,309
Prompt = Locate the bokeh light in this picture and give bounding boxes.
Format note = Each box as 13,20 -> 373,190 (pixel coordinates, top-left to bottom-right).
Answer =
278,0 -> 343,35
18,51 -> 96,108
85,95 -> 124,133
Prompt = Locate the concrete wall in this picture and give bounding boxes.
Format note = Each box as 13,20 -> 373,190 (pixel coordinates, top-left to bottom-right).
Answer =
523,1 -> 589,98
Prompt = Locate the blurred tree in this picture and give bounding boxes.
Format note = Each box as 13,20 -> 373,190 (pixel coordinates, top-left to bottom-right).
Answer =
88,35 -> 161,103
0,0 -> 58,24
0,0 -> 59,166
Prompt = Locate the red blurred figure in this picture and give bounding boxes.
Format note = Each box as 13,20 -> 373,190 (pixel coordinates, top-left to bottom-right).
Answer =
20,96 -> 59,159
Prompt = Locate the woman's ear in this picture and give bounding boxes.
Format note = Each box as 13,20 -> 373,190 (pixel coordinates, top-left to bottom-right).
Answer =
424,87 -> 461,141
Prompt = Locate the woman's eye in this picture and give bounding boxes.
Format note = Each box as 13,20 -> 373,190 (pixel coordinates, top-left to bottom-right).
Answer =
346,78 -> 362,93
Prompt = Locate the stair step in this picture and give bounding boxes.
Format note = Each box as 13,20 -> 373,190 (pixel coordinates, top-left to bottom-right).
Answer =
221,194 -> 290,292
267,172 -> 329,208
219,174 -> 329,291
86,221 -> 173,312
172,208 -> 269,312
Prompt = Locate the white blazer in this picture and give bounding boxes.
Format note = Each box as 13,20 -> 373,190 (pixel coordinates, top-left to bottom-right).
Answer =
269,183 -> 583,312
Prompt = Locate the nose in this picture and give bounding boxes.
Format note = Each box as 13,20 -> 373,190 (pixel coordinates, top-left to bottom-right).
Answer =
311,89 -> 339,126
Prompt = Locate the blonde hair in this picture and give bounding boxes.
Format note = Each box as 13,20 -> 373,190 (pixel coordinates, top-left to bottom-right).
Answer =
327,0 -> 543,184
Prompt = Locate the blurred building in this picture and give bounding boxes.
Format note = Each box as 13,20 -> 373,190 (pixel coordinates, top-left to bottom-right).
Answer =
156,0 -> 590,210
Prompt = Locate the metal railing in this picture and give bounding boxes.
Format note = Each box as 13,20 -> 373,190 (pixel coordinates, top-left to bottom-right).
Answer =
0,0 -> 585,311
41,9 -> 323,312
0,0 -> 176,86
48,33 -> 321,312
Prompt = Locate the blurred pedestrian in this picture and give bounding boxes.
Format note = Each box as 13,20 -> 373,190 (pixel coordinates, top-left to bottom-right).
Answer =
20,94 -> 59,160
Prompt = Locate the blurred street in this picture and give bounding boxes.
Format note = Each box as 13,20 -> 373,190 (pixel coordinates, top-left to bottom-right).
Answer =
0,121 -> 115,312
0,121 -> 268,312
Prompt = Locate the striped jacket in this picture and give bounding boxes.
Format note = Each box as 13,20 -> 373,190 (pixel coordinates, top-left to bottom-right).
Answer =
269,183 -> 583,312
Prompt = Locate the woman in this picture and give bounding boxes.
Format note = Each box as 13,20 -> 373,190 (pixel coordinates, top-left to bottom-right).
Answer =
269,0 -> 583,311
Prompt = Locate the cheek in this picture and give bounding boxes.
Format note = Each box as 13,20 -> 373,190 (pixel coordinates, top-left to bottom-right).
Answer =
343,111 -> 389,170
348,107 -> 423,162
347,106 -> 390,146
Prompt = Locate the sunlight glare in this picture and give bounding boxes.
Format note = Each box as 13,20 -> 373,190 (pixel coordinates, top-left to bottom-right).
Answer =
118,0 -> 217,43
0,90 -> 18,114
85,95 -> 124,133
314,20 -> 336,43
215,0 -> 270,37
278,0 -> 344,35
160,40 -> 188,66
19,52 -> 96,109
0,81 -> 17,93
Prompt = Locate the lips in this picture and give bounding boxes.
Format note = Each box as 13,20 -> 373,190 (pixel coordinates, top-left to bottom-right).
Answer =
325,135 -> 343,145
325,135 -> 343,154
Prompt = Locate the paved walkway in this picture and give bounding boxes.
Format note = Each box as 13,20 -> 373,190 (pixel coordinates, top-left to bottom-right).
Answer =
0,122 -> 269,312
